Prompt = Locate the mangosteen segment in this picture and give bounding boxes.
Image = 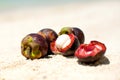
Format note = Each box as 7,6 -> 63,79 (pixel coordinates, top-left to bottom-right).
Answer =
55,33 -> 75,52
50,33 -> 76,54
55,34 -> 71,49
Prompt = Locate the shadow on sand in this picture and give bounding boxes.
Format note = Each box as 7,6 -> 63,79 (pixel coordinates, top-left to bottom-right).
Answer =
77,56 -> 110,66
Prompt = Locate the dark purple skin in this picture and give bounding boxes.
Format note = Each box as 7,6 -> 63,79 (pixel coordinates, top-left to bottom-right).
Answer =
59,27 -> 85,44
63,36 -> 80,56
72,27 -> 85,44
21,33 -> 48,60
38,28 -> 58,54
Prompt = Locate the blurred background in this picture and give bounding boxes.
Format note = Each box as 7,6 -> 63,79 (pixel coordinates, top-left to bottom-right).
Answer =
0,0 -> 120,55
0,0 -> 119,11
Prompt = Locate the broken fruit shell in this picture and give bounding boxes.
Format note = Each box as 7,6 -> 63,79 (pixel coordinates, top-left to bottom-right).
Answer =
75,40 -> 106,62
50,33 -> 80,56
21,33 -> 48,60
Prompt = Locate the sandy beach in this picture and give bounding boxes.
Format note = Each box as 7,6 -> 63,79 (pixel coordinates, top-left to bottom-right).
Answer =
0,1 -> 120,80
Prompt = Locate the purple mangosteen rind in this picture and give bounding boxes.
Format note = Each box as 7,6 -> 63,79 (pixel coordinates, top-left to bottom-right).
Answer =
38,28 -> 58,55
38,28 -> 58,43
77,51 -> 105,63
21,33 -> 48,60
62,36 -> 80,56
72,27 -> 85,44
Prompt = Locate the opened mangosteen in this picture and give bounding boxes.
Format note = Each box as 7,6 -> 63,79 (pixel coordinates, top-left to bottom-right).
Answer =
21,33 -> 48,60
38,28 -> 58,54
75,40 -> 106,63
59,27 -> 85,44
50,33 -> 80,56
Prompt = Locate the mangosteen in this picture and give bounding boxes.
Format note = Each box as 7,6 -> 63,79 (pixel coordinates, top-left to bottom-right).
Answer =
38,28 -> 58,54
50,33 -> 80,56
21,33 -> 48,60
75,40 -> 106,63
59,27 -> 85,44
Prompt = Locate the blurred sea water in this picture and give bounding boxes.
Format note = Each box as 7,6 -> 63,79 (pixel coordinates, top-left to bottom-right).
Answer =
0,0 -> 74,11
0,0 -> 119,12
0,0 -> 107,11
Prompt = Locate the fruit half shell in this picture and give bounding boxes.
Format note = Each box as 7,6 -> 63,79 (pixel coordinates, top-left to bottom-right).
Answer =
75,41 -> 106,62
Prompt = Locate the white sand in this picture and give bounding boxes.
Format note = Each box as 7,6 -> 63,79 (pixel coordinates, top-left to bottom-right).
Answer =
0,1 -> 120,80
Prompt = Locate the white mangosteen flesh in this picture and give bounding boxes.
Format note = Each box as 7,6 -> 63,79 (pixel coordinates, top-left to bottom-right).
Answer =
55,34 -> 71,49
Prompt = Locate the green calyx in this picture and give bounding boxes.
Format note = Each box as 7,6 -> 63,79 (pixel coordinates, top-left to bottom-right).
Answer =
59,27 -> 72,35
